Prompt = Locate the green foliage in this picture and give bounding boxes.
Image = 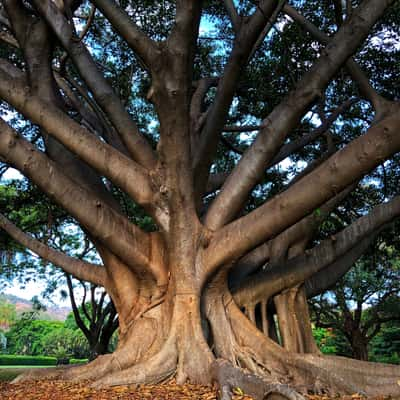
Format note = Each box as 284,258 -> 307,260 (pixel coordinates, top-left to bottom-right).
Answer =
42,327 -> 90,360
5,318 -> 64,356
69,358 -> 88,364
0,298 -> 16,330
369,323 -> 400,364
0,354 -> 57,366
312,327 -> 336,354
312,326 -> 352,357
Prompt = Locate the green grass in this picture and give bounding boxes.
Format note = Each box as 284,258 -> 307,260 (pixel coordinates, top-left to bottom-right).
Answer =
0,369 -> 20,381
0,366 -> 56,382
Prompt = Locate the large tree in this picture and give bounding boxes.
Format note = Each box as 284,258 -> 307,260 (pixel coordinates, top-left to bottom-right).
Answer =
0,0 -> 400,396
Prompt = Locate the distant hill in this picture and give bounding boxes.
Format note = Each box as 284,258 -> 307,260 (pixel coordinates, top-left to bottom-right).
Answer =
0,293 -> 70,321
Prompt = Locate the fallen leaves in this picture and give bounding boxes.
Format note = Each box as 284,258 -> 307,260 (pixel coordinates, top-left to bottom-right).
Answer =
0,380 -> 395,400
0,380 -> 254,400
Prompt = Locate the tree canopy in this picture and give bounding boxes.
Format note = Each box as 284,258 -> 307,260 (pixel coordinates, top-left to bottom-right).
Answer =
0,0 -> 399,397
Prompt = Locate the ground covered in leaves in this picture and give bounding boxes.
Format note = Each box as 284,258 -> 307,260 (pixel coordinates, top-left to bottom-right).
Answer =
0,380 -> 250,400
0,380 -> 394,400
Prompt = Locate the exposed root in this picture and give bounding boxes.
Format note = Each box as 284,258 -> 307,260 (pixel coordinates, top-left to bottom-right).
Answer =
11,365 -> 72,383
299,353 -> 400,396
211,359 -> 305,400
91,335 -> 178,388
227,301 -> 400,396
61,352 -> 120,381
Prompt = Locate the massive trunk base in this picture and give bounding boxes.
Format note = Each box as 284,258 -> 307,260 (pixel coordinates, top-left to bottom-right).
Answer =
12,291 -> 400,397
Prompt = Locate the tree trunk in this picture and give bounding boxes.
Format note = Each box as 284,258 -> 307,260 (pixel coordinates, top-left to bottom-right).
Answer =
350,332 -> 369,361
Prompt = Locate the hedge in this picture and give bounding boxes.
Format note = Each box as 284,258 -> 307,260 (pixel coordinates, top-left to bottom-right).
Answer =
0,355 -> 57,366
69,358 -> 88,364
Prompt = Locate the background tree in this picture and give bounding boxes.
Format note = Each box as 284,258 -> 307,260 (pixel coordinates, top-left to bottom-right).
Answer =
311,240 -> 400,361
0,0 -> 399,397
63,274 -> 118,360
0,296 -> 16,331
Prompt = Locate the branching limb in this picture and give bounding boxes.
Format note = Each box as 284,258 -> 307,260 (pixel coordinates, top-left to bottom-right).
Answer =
234,196 -> 400,307
91,0 -> 159,71
223,124 -> 264,133
205,101 -> 400,279
204,0 -> 391,231
283,4 -> 391,117
30,0 -> 157,168
0,213 -> 107,286
77,3 -> 95,41
54,72 -> 131,157
0,118 -> 161,284
247,0 -> 287,62
268,98 -> 357,167
230,184 -> 353,286
193,1 -> 285,200
65,274 -> 92,338
0,62 -> 154,209
223,0 -> 241,33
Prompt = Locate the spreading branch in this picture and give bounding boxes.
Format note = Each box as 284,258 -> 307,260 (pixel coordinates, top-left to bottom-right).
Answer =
30,0 -> 157,168
283,4 -> 391,117
92,0 -> 159,71
204,0 -> 391,230
234,194 -> 400,307
205,105 -> 400,278
194,1 -> 285,197
0,213 -> 107,286
0,61 -> 154,209
223,0 -> 241,33
0,118 -> 163,283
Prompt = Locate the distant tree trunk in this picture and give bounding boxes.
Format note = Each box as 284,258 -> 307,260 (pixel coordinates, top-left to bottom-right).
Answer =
351,334 -> 369,361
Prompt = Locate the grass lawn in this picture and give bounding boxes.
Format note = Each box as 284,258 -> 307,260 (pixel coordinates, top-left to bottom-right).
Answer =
0,366 -> 55,381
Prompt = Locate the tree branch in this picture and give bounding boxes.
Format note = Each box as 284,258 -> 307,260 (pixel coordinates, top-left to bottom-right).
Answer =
193,1 -> 285,200
91,0 -> 159,71
204,0 -> 392,231
0,213 -> 107,286
0,118 -> 168,285
205,104 -> 400,279
283,4 -> 391,117
30,0 -> 157,168
66,274 -> 91,338
234,195 -> 399,308
0,62 -> 154,209
223,0 -> 241,33
230,184 -> 354,292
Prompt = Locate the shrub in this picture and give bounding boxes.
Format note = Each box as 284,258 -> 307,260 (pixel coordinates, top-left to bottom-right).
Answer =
0,354 -> 57,365
69,358 -> 88,364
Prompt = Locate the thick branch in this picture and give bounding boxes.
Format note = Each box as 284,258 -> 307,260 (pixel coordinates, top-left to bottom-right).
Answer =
0,62 -> 153,208
230,185 -> 354,289
204,0 -> 393,230
223,0 -> 241,33
31,0 -> 157,168
283,4 -> 391,116
268,98 -> 357,167
92,0 -> 159,70
205,105 -> 400,278
0,119 -> 166,284
0,213 -> 107,286
234,195 -> 400,307
66,274 -> 91,338
194,1 -> 284,197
